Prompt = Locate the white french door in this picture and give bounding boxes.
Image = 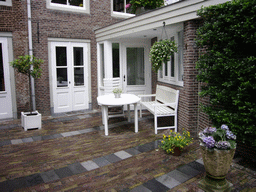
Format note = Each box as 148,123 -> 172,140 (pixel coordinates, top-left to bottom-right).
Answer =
0,37 -> 13,119
51,42 -> 89,113
123,46 -> 150,96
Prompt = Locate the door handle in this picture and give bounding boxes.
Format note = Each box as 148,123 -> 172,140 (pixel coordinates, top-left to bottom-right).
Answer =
124,75 -> 125,82
69,81 -> 71,84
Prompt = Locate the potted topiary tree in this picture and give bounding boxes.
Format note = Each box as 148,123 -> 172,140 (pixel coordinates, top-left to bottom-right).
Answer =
10,55 -> 43,131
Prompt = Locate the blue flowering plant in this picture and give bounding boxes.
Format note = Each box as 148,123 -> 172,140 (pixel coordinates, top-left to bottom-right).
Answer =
199,124 -> 236,150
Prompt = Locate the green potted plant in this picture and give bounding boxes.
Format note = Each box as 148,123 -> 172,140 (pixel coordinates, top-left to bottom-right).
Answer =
126,0 -> 164,14
198,124 -> 236,191
112,88 -> 122,98
160,129 -> 193,156
149,39 -> 177,72
10,55 -> 44,131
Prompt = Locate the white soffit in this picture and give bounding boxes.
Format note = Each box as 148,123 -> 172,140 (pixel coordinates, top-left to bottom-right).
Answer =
95,0 -> 231,41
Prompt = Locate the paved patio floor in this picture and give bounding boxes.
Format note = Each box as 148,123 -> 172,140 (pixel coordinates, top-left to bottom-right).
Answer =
0,110 -> 255,191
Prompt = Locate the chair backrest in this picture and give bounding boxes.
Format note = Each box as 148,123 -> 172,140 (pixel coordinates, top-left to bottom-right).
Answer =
155,85 -> 179,107
103,78 -> 121,94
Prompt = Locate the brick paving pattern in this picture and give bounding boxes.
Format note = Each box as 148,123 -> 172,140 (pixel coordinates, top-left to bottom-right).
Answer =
0,110 -> 255,191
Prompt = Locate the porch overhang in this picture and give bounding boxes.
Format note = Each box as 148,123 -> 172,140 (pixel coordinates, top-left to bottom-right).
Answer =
95,0 -> 231,42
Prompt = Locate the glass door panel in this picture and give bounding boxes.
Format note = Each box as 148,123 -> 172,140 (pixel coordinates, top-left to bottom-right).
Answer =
0,43 -> 5,91
56,46 -> 68,87
73,47 -> 84,86
126,47 -> 144,85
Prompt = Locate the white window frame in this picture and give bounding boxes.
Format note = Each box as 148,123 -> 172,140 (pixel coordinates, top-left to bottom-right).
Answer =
46,0 -> 89,14
111,0 -> 135,18
158,30 -> 184,87
0,0 -> 12,6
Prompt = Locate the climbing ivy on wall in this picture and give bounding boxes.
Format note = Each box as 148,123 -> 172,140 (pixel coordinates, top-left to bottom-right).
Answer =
196,0 -> 256,147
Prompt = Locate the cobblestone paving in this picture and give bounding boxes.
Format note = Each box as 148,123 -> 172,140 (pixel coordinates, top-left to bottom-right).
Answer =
0,110 -> 255,191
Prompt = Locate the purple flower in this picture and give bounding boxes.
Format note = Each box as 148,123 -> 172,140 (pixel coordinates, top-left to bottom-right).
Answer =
226,130 -> 236,140
215,141 -> 231,149
203,127 -> 217,135
203,136 -> 215,148
125,3 -> 131,9
221,124 -> 229,131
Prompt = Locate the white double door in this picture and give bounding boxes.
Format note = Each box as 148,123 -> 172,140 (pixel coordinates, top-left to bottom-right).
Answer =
51,42 -> 89,113
0,37 -> 13,119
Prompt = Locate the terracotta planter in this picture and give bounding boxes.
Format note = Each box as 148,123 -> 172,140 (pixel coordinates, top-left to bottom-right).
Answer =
172,147 -> 181,156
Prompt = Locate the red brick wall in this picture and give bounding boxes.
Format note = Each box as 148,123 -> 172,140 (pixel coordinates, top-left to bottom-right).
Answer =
1,0 -> 123,115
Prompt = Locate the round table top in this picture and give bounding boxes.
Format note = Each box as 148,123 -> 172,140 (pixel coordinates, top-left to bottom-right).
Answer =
97,94 -> 140,106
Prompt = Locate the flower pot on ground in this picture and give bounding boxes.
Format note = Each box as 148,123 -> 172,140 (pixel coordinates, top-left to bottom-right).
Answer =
160,129 -> 193,156
21,111 -> 42,131
10,55 -> 44,131
198,124 -> 237,192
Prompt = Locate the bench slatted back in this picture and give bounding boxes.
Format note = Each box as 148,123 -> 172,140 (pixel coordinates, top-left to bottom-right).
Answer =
155,85 -> 179,107
103,78 -> 121,95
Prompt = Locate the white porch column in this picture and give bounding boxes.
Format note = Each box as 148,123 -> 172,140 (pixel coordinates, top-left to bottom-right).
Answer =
103,41 -> 113,78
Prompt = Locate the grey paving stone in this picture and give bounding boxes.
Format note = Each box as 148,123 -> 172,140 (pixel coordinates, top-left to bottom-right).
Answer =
134,145 -> 152,153
103,154 -> 122,163
196,158 -> 204,165
0,140 -> 11,147
68,162 -> 87,175
8,177 -> 28,190
93,157 -> 111,167
22,137 -> 33,143
114,150 -> 132,159
156,174 -> 181,189
143,178 -> 170,192
125,148 -> 141,156
32,136 -> 42,141
0,180 -> 13,191
11,139 -> 23,145
52,133 -> 63,139
176,164 -> 201,179
0,125 -> 9,130
187,161 -> 205,172
55,167 -> 74,179
42,135 -> 54,140
40,170 -> 60,183
167,169 -> 191,183
81,160 -> 100,171
78,128 -> 94,134
61,132 -> 73,137
68,131 -> 81,136
25,173 -> 44,187
130,185 -> 152,192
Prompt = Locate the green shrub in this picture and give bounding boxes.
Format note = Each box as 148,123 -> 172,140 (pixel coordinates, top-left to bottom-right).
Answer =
196,0 -> 256,147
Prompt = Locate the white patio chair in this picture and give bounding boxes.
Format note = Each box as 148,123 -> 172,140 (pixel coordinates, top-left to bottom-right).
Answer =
103,78 -> 125,119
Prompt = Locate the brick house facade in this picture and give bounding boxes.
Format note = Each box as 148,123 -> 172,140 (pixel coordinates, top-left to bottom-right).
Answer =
1,0 -> 124,117
1,0 -> 226,136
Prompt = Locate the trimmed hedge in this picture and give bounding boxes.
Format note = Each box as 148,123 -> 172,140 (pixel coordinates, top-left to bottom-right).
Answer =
196,0 -> 256,147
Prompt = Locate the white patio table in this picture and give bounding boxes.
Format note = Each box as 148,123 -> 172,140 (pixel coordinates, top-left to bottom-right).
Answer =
97,93 -> 141,136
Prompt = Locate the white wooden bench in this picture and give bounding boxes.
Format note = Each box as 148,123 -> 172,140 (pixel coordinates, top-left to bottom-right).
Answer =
139,85 -> 179,134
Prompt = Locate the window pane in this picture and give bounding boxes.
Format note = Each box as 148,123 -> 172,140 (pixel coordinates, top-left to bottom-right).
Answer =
74,67 -> 84,86
178,31 -> 184,81
74,47 -> 83,66
171,56 -> 174,77
69,0 -> 83,7
0,44 -> 5,91
57,68 -> 68,87
51,0 -> 67,5
0,0 -> 6,2
56,47 -> 67,66
100,44 -> 105,86
127,48 -> 144,85
164,62 -> 168,76
113,0 -> 131,13
112,43 -> 120,78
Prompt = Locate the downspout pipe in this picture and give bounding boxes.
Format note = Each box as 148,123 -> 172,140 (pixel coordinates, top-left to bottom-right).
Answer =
27,0 -> 36,111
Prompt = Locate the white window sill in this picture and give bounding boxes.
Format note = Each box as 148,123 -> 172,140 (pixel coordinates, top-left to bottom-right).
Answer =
47,3 -> 89,14
111,11 -> 135,19
158,79 -> 184,87
0,0 -> 12,6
